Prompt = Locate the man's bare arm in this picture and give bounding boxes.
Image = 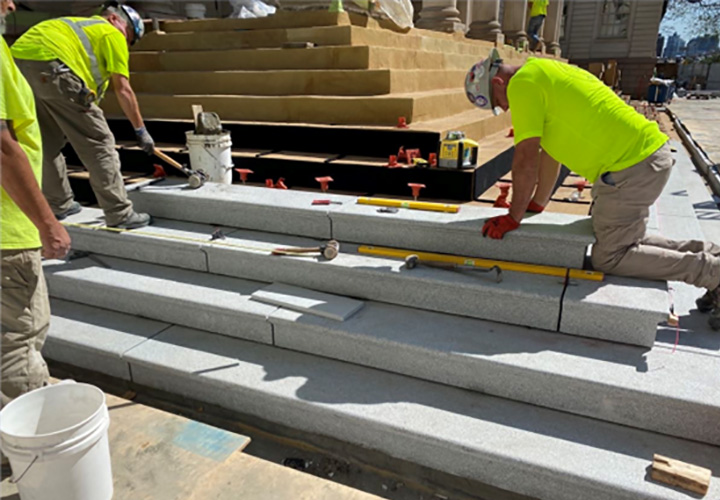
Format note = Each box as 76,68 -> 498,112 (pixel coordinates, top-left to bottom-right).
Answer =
111,73 -> 143,129
1,120 -> 71,259
532,149 -> 561,207
509,137 -> 542,221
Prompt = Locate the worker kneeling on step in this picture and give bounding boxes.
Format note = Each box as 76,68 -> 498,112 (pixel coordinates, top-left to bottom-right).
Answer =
465,50 -> 720,331
11,0 -> 152,229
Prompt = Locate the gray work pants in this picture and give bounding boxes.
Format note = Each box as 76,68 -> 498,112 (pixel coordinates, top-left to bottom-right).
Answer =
1,249 -> 50,406
591,142 -> 720,290
15,59 -> 133,226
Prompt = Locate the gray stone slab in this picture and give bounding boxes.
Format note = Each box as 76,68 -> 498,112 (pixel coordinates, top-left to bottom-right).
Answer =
206,229 -> 564,331
54,220 -> 565,331
43,256 -> 276,344
330,202 -> 594,268
560,276 -> 669,347
64,207 -> 209,271
44,299 -> 170,380
129,182 -> 337,239
268,300 -> 720,445
251,283 -> 364,321
124,326 -> 720,500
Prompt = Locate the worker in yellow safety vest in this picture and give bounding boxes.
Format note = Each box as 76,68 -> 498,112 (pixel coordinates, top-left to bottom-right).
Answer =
1,0 -> 71,408
527,0 -> 548,51
465,49 -> 720,331
11,1 -> 152,229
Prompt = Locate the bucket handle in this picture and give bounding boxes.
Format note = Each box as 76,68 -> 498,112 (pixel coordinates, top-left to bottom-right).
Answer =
4,415 -> 109,484
9,455 -> 38,484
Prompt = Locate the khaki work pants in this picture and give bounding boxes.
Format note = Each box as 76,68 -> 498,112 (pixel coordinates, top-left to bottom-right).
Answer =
15,59 -> 133,226
1,249 -> 50,406
591,142 -> 720,290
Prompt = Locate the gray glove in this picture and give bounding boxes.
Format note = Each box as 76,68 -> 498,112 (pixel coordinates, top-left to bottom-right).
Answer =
135,126 -> 155,155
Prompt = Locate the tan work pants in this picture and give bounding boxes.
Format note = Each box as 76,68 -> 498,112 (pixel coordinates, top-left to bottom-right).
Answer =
591,143 -> 720,290
15,59 -> 132,226
1,249 -> 50,406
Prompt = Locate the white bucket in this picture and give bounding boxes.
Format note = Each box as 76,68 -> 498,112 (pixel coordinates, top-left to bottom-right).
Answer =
0,382 -> 113,500
185,131 -> 233,184
185,2 -> 207,18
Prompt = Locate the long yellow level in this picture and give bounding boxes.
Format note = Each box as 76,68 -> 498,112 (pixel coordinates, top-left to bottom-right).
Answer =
358,245 -> 604,282
357,197 -> 460,213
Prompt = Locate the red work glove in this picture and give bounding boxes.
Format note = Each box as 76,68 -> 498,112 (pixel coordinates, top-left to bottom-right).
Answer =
482,214 -> 520,239
526,200 -> 545,213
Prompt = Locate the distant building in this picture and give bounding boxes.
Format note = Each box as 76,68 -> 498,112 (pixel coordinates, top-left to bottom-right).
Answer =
657,34 -> 665,57
686,35 -> 720,57
560,0 -> 667,97
663,32 -> 686,58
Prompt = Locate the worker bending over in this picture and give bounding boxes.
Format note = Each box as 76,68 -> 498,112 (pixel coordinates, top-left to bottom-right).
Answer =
11,0 -> 152,229
1,0 -> 71,406
465,50 -> 720,330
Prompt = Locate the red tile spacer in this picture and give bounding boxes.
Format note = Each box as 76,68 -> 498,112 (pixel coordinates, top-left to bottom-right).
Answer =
575,179 -> 588,193
507,127 -> 514,137
428,152 -> 438,167
387,155 -> 399,167
405,148 -> 421,165
275,178 -> 288,190
494,182 -> 511,208
397,117 -> 409,128
265,178 -> 275,188
153,164 -> 167,178
408,183 -> 426,201
315,176 -> 333,193
397,146 -> 407,162
235,168 -> 254,184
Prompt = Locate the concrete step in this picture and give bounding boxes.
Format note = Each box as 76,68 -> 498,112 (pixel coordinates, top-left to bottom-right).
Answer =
136,25 -> 503,58
42,302 -> 720,500
63,208 -> 667,347
160,10 -> 386,33
127,182 -> 594,268
128,69 -> 468,97
102,88 -> 475,126
44,255 -> 278,345
129,46 -> 481,73
51,218 -> 715,442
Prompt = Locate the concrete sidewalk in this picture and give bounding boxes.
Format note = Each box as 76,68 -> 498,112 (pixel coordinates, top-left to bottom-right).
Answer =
669,98 -> 720,164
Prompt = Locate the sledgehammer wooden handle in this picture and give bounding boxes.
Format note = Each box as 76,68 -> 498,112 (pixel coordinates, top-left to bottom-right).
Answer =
153,148 -> 187,174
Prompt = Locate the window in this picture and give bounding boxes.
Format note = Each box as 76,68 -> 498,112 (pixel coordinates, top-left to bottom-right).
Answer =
597,0 -> 631,38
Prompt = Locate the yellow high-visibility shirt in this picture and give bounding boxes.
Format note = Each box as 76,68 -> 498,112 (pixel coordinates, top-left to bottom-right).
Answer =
530,0 -> 549,17
11,16 -> 130,94
508,58 -> 668,182
1,37 -> 42,250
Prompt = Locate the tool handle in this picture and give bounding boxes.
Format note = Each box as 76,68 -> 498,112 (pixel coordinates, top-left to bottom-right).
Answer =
272,247 -> 320,255
153,149 -> 187,174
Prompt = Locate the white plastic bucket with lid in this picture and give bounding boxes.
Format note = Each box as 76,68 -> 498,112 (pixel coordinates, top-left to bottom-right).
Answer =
0,382 -> 113,500
185,2 -> 207,18
185,131 -> 233,184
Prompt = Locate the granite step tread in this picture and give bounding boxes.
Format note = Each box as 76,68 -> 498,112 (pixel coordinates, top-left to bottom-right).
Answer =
45,235 -> 711,443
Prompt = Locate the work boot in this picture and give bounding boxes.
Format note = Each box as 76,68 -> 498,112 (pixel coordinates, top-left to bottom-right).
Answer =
109,211 -> 152,230
707,287 -> 720,331
696,290 -> 717,313
54,202 -> 82,221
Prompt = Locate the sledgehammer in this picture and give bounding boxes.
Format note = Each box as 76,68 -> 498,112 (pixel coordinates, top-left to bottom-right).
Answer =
153,148 -> 207,189
271,240 -> 340,261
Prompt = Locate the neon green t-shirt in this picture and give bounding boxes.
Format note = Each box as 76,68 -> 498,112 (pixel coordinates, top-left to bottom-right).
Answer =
11,16 -> 130,94
1,38 -> 42,250
530,0 -> 549,17
508,58 -> 668,182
